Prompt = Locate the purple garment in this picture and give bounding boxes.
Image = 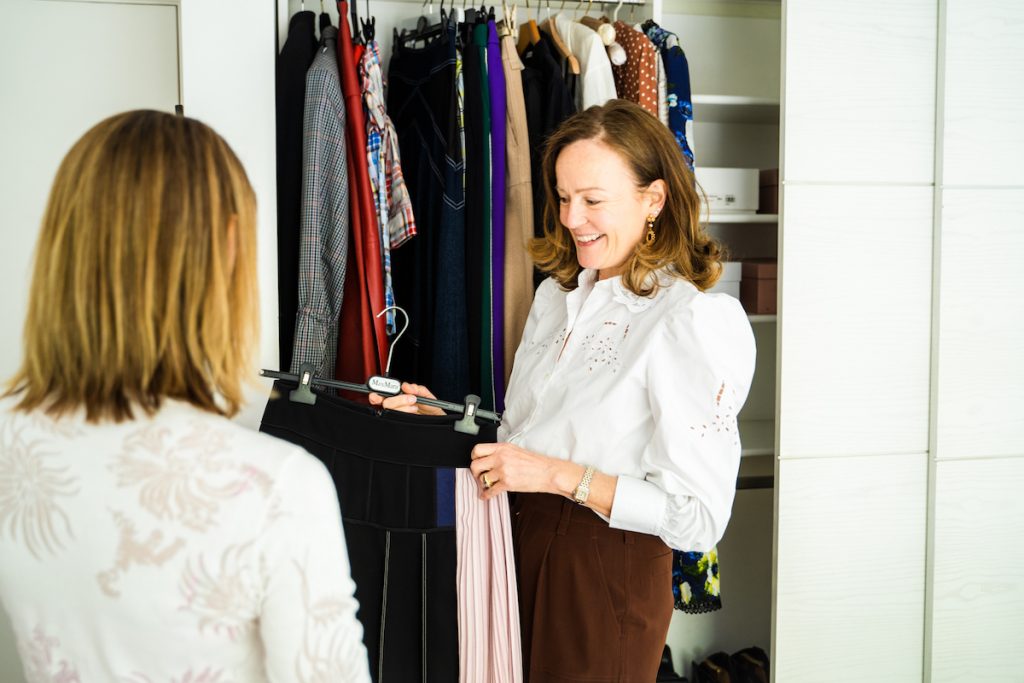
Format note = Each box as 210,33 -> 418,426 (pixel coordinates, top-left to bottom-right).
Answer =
487,21 -> 507,411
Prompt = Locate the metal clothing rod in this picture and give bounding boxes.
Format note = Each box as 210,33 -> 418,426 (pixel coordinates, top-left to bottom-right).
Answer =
259,368 -> 503,424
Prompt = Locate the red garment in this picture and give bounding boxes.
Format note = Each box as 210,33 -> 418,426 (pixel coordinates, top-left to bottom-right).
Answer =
335,3 -> 389,383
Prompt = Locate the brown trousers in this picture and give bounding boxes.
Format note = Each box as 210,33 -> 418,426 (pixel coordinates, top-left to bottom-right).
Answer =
512,493 -> 674,682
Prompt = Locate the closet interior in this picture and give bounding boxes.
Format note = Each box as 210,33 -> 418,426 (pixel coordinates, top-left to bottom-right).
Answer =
277,0 -> 782,678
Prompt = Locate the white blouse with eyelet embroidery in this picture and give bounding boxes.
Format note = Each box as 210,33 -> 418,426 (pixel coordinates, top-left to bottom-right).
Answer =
0,398 -> 371,683
499,268 -> 756,552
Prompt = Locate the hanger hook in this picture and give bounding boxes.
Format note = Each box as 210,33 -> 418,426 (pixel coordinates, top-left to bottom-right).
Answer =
375,306 -> 410,376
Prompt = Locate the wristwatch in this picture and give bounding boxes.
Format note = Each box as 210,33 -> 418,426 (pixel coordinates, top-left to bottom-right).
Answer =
573,466 -> 596,505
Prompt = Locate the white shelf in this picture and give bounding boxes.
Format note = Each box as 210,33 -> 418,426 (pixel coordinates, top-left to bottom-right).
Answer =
706,212 -> 778,224
747,314 -> 777,323
692,94 -> 780,124
739,418 -> 775,457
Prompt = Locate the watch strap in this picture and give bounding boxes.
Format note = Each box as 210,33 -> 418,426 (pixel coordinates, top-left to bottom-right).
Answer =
573,465 -> 596,504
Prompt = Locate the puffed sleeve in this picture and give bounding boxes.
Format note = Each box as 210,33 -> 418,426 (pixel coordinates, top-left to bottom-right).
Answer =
259,450 -> 371,683
608,292 -> 756,551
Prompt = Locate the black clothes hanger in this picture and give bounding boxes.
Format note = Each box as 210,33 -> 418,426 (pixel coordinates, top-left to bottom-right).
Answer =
397,3 -> 450,47
319,0 -> 333,33
261,307 -> 499,434
349,0 -> 364,44
361,0 -> 376,45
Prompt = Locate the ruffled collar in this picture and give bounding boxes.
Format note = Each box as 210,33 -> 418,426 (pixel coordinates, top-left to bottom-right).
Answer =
581,269 -> 671,313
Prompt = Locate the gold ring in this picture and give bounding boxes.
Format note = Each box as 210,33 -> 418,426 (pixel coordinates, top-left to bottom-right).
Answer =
482,473 -> 492,489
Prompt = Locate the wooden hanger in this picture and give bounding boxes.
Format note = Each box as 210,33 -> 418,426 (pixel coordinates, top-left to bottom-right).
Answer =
517,0 -> 541,54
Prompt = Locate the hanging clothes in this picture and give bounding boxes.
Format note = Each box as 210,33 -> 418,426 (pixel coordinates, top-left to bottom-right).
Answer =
360,39 -> 417,337
499,25 -> 534,387
276,10 -> 318,372
487,20 -> 507,411
462,21 -> 490,406
291,26 -> 350,379
611,20 -> 659,118
455,471 -> 523,683
335,1 -> 388,385
644,21 -> 696,169
654,30 -> 669,126
260,383 -> 499,683
553,13 -> 617,110
521,33 -> 576,285
388,24 -> 471,401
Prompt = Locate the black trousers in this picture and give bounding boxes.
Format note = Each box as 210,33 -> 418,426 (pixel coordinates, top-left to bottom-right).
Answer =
387,29 -> 470,402
260,382 -> 497,682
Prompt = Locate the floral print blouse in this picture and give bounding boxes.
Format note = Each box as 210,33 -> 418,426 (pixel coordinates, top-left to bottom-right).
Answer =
0,398 -> 370,683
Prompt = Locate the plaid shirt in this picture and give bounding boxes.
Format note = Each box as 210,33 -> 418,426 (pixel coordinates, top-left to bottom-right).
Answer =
360,41 -> 416,334
291,34 -> 350,379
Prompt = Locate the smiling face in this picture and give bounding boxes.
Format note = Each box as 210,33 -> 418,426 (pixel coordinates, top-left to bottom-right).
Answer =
555,138 -> 665,281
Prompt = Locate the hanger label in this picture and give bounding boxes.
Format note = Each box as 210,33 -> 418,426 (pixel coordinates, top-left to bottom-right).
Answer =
368,375 -> 402,396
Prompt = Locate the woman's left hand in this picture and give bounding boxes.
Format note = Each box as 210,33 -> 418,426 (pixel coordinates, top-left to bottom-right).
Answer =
470,442 -> 581,500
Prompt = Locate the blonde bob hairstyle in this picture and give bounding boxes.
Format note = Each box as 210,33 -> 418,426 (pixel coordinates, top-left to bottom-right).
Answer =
6,110 -> 258,422
530,99 -> 723,295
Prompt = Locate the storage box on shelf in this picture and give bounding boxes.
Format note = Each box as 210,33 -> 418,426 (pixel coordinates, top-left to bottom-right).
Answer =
695,167 -> 759,214
707,261 -> 742,299
740,259 -> 777,315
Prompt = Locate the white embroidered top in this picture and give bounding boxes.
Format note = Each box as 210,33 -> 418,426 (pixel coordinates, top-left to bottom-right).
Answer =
0,398 -> 371,683
499,269 -> 756,551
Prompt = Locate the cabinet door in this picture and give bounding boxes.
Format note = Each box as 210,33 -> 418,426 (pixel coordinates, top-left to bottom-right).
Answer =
0,3 -> 179,681
0,0 -> 180,382
777,2 -> 937,679
929,3 -> 1024,680
783,0 -> 937,184
775,455 -> 927,683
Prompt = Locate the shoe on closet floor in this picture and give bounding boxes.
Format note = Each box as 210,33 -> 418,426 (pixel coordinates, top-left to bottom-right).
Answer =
691,651 -> 737,683
656,644 -> 687,682
730,646 -> 769,683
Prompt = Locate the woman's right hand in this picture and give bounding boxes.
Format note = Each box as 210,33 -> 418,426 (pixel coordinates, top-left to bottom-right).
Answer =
368,382 -> 446,416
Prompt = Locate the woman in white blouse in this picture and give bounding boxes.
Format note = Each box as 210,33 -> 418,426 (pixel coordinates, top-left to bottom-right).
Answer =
375,99 -> 755,681
0,111 -> 371,682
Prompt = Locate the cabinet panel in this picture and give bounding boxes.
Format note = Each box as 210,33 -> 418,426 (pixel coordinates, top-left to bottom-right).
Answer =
930,457 -> 1024,682
942,1 -> 1024,187
775,454 -> 927,682
784,0 -> 937,183
935,189 -> 1024,459
0,0 -> 180,385
779,186 -> 932,458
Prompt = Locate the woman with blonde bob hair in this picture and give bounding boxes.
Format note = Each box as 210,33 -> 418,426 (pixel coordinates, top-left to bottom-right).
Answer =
0,110 -> 370,682
376,99 -> 757,681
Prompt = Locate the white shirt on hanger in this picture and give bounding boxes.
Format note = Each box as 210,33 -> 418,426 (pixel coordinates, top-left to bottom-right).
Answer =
499,269 -> 756,551
554,13 -> 619,111
0,398 -> 371,683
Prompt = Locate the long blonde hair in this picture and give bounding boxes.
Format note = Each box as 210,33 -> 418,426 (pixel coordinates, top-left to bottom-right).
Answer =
6,110 -> 258,422
530,99 -> 723,295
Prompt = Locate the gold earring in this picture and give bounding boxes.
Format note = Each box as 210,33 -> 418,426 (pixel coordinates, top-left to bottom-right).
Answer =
645,213 -> 657,246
